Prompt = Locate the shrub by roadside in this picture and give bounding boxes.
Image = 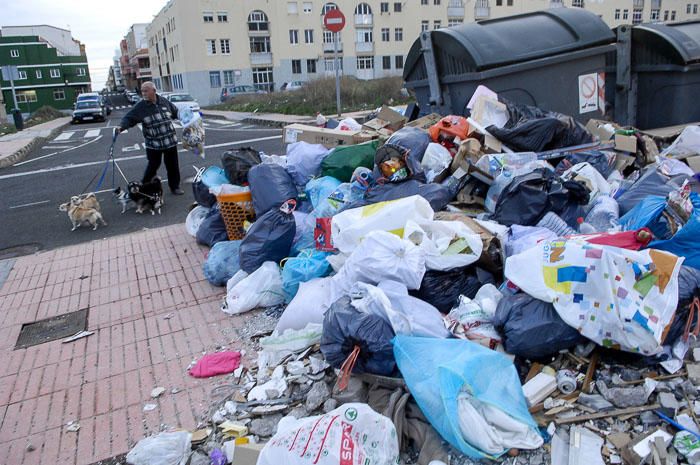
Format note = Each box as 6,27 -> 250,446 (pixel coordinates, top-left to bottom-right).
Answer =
0,106 -> 64,137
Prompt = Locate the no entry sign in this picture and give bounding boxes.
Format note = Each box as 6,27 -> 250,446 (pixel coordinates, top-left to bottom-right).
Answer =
323,8 -> 346,33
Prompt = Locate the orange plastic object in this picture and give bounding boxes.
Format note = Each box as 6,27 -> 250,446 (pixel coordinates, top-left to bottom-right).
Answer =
217,192 -> 255,240
428,115 -> 470,142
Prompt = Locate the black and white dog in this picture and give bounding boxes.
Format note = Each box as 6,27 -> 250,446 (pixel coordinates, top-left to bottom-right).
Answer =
115,177 -> 164,215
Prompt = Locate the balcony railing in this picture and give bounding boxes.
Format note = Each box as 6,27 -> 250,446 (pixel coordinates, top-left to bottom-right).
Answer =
475,6 -> 490,19
354,14 -> 373,26
249,52 -> 273,65
323,42 -> 343,53
447,6 -> 465,17
355,41 -> 374,53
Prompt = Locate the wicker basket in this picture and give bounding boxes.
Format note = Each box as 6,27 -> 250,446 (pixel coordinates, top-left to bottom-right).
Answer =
217,192 -> 255,240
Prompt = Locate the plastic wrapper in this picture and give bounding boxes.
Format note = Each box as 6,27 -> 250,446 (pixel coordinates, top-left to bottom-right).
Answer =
180,108 -> 205,158
221,147 -> 261,185
126,431 -> 192,465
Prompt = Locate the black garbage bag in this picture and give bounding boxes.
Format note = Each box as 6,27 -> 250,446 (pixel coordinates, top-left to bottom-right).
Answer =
221,147 -> 261,185
239,202 -> 296,273
359,179 -> 454,212
410,266 -> 495,314
663,266 -> 700,346
492,293 -> 585,359
321,296 -> 396,376
487,99 -> 593,152
192,179 -> 217,208
492,168 -> 590,227
196,205 -> 229,247
374,127 -> 430,183
247,163 -> 298,216
555,150 -> 616,178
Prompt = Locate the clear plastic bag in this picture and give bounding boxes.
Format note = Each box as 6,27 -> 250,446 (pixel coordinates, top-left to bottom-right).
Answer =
126,431 -> 191,465
222,262 -> 285,315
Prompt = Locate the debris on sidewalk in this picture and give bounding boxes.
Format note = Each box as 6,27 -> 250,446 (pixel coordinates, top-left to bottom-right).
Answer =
62,330 -> 94,343
128,81 -> 700,465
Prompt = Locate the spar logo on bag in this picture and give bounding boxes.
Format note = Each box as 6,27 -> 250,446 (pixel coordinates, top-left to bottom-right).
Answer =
339,421 -> 354,465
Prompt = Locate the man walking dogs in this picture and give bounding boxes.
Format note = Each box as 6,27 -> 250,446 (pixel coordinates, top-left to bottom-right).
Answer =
117,81 -> 185,195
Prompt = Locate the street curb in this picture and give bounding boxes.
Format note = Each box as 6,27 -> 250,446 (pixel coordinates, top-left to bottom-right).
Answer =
240,116 -> 315,128
0,121 -> 69,169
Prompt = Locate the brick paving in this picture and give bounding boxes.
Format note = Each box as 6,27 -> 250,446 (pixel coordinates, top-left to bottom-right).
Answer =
0,224 -> 251,465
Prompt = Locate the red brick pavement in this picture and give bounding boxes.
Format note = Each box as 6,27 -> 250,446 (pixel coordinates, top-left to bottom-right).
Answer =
0,224 -> 252,465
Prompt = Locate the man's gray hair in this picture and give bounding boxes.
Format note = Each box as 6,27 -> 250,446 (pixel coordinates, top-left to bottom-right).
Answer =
141,81 -> 156,91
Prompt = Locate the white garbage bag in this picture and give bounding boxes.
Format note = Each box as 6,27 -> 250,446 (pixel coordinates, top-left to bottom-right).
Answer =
185,206 -> 210,237
404,220 -> 483,271
275,278 -> 333,332
257,403 -> 399,465
222,262 -> 285,315
421,143 -> 453,182
126,431 -> 191,465
286,141 -> 330,185
331,195 -> 434,254
561,162 -> 611,209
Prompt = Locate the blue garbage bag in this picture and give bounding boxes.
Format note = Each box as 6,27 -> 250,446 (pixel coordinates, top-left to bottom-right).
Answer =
620,193 -> 700,244
196,205 -> 229,247
281,249 -> 332,301
650,215 -> 700,270
393,335 -> 540,460
286,142 -> 331,186
248,163 -> 298,216
304,176 -> 342,209
239,203 -> 296,273
203,240 -> 242,286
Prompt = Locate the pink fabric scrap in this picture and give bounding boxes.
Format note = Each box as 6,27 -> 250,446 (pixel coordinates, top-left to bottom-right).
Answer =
189,351 -> 242,378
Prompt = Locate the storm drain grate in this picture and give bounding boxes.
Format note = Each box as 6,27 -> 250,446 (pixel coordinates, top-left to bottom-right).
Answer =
15,308 -> 89,349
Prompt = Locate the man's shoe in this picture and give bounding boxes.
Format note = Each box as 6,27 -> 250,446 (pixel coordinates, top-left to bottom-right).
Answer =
171,188 -> 185,195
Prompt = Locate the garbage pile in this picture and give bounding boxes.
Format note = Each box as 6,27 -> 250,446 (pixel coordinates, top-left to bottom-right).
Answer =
128,90 -> 700,465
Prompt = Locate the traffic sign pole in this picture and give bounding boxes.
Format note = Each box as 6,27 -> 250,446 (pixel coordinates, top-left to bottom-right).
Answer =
323,8 -> 346,118
334,32 -> 341,117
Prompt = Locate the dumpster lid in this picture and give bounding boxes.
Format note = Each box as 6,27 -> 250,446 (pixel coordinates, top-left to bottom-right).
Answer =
413,8 -> 615,74
633,21 -> 700,64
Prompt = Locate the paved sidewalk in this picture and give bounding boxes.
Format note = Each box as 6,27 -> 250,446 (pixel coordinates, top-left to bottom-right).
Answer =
202,108 -> 374,127
0,117 -> 71,168
0,224 -> 255,465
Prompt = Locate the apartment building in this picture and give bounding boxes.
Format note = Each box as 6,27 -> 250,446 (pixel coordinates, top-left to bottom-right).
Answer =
0,25 -> 91,114
120,24 -> 152,91
146,0 -> 700,106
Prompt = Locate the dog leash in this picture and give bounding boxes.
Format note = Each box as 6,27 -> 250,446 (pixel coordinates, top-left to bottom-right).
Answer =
81,129 -> 129,195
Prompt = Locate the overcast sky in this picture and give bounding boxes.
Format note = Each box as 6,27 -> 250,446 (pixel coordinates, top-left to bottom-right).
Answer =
3,0 -> 165,89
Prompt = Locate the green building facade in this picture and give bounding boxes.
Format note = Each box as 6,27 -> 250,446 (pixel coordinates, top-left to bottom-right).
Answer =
0,35 -> 91,115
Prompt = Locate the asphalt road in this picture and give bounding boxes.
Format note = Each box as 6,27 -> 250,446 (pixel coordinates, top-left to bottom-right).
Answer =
0,94 -> 285,258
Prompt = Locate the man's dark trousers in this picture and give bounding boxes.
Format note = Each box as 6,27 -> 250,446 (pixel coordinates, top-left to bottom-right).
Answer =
143,146 -> 180,191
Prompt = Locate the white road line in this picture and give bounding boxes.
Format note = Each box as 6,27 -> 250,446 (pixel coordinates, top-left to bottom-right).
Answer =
9,200 -> 50,209
42,145 -> 73,150
54,131 -> 75,141
205,119 -> 232,125
1,135 -> 282,180
137,123 -> 142,131
84,129 -> 100,138
13,135 -> 104,167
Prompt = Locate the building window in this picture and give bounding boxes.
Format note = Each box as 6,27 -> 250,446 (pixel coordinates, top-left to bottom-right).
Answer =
16,90 -> 37,103
615,9 -> 621,19
53,88 -> 65,100
434,20 -> 442,29
203,11 -> 214,22
421,21 -> 429,32
572,0 -> 584,7
322,3 -> 338,15
382,56 -> 391,70
507,0 -> 513,5
434,0 -> 441,4
688,3 -> 692,14
303,2 -> 312,13
651,9 -> 660,20
381,2 -> 389,13
290,29 -> 299,44
307,59 -> 317,73
252,67 -> 274,92
248,10 -> 269,31
394,28 -> 403,41
357,56 -> 374,69
395,55 -> 404,69
695,4 -> 698,14
77,68 -> 86,76
206,39 -> 216,55
220,39 -> 231,54
288,2 -> 298,14
17,70 -> 27,80
250,36 -> 271,53
49,68 -> 61,78
496,0 -> 502,5
672,10 -> 677,20
35,70 -> 42,79
664,10 -> 669,20
209,71 -> 221,88
223,70 -> 235,85
623,9 -> 629,19
218,11 -> 228,22
305,29 -> 314,43
421,0 -> 428,4
356,29 -> 373,43
10,49 -> 19,58
633,9 -> 643,23
448,19 -> 464,27
355,3 -> 372,15
394,2 -> 402,12
323,31 -> 335,43
382,28 -> 390,41
292,59 -> 302,74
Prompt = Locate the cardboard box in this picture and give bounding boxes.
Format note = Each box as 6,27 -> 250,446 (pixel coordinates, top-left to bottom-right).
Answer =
586,119 -> 616,142
614,133 -> 638,153
362,105 -> 406,132
406,113 -> 442,130
284,123 -> 374,148
686,155 -> 700,173
230,441 -> 266,465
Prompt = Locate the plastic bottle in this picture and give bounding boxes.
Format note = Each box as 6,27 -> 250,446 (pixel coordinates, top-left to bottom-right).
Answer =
584,196 -> 620,232
536,212 -> 576,237
577,217 -> 597,234
484,170 -> 513,213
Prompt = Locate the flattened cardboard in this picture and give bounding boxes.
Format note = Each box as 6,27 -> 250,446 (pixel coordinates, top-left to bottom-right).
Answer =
362,105 -> 407,132
406,113 -> 442,130
284,123 -> 376,148
686,155 -> 700,173
614,133 -> 638,153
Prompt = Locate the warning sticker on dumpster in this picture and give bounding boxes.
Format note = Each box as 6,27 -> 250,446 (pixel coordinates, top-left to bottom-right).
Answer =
578,72 -> 604,114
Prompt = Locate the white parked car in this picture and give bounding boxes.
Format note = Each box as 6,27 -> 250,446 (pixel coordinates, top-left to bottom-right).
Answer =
166,92 -> 200,113
280,81 -> 305,92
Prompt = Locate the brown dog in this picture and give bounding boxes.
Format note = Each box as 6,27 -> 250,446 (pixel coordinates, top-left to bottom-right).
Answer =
59,195 -> 107,231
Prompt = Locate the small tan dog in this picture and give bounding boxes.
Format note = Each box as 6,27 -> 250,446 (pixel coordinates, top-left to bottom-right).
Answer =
59,194 -> 107,231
